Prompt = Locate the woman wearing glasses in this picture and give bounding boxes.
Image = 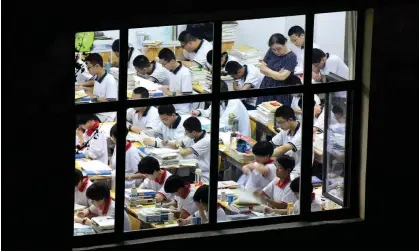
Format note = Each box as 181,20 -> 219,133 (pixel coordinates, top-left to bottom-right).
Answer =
256,33 -> 298,106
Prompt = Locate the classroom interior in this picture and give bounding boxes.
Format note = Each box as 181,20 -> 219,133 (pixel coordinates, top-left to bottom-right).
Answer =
74,11 -> 354,235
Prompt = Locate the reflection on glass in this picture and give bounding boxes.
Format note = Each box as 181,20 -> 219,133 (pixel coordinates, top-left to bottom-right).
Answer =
75,30 -> 119,104
74,112 -> 119,235
312,11 -> 357,82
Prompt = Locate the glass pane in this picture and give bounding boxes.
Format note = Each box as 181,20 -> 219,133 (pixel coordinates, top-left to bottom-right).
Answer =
218,93 -> 303,221
75,30 -> 119,104
123,102 -> 216,231
313,92 -> 346,210
312,11 -> 357,83
74,112 -> 117,235
126,23 -> 214,112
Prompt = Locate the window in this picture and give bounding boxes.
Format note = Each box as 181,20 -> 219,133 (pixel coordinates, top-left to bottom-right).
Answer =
73,9 -> 363,247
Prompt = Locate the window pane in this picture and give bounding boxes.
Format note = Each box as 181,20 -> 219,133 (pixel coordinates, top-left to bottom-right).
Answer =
74,112 -> 118,235
313,92 -> 346,210
123,102 -> 215,231
218,93 -> 302,221
75,30 -> 119,104
126,23 -> 214,112
311,11 -> 357,82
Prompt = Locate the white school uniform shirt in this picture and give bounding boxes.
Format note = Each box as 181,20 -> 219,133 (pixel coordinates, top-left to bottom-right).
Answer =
236,64 -> 264,107
219,99 -> 251,137
291,94 -> 321,120
290,43 -> 320,74
169,63 -> 193,114
182,131 -> 211,182
89,199 -> 131,231
81,126 -> 108,165
294,195 -> 322,214
270,122 -> 302,175
148,61 -> 171,85
194,207 -> 227,222
74,179 -> 93,207
154,114 -> 187,148
128,47 -> 142,72
93,71 -> 118,101
313,109 -> 338,134
243,162 -> 277,191
321,54 -> 349,98
143,169 -> 173,201
183,39 -> 213,67
262,177 -> 297,204
111,143 -> 141,188
175,187 -> 198,216
126,107 -> 161,134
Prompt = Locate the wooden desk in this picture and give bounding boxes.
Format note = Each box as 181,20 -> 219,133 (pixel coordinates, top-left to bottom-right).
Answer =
248,114 -> 277,141
192,83 -> 210,94
75,90 -> 88,100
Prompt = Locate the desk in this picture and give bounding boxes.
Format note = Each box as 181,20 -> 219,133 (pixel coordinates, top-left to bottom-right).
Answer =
192,83 -> 210,94
248,113 -> 277,141
75,90 -> 88,100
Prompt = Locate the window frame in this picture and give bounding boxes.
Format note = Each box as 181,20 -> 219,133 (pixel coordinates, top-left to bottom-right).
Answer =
73,9 -> 364,248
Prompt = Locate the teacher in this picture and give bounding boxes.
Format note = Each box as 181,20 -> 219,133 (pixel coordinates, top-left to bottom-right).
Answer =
256,33 -> 297,106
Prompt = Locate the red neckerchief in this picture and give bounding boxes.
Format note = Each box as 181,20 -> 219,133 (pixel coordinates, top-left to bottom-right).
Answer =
180,183 -> 191,199
101,198 -> 112,214
125,141 -> 132,151
264,159 -> 274,165
276,176 -> 291,189
86,121 -> 99,136
311,193 -> 315,201
78,177 -> 89,192
155,169 -> 167,185
217,203 -> 222,208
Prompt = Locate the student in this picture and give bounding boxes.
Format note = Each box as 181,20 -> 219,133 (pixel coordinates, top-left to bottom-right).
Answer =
178,185 -> 227,225
74,182 -> 131,231
178,30 -> 213,68
85,53 -> 118,102
289,177 -> 322,214
132,55 -> 171,85
143,104 -> 187,148
296,97 -> 322,123
258,155 -> 297,209
179,117 -> 211,182
206,50 -> 239,71
330,105 -> 346,134
136,156 -> 173,203
270,106 -> 302,179
191,81 -> 251,137
109,123 -> 142,188
126,87 -> 160,134
287,26 -> 320,74
75,169 -> 93,207
111,39 -> 141,71
76,114 -> 108,165
157,48 -> 193,114
238,141 -> 277,191
164,175 -> 198,219
225,61 -> 264,110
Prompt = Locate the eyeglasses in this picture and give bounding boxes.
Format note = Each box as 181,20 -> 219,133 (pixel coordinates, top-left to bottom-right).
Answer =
277,120 -> 289,125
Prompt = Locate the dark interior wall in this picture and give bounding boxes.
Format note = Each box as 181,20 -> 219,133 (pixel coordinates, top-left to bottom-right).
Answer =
4,2 -> 418,251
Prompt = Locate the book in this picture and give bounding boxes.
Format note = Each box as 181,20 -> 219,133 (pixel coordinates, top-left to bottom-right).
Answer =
78,160 -> 112,176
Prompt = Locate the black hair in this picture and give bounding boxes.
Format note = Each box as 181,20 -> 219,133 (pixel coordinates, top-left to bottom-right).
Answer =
178,30 -> 198,43
158,104 -> 176,116
137,156 -> 160,174
288,26 -> 305,37
285,75 -> 303,86
75,169 -> 84,186
111,39 -> 120,53
133,55 -> 151,69
132,87 -> 149,98
183,117 -> 202,133
275,105 -> 296,121
110,123 -> 128,140
252,141 -> 274,157
164,175 -> 186,193
276,155 -> 295,172
86,182 -> 110,201
158,48 -> 176,62
193,185 -> 209,204
220,80 -> 229,93
85,53 -> 104,67
76,114 -> 98,125
225,61 -> 242,75
268,33 -> 287,46
312,48 -> 326,64
332,105 -> 344,116
206,50 -> 213,65
290,177 -> 313,194
297,99 -> 316,110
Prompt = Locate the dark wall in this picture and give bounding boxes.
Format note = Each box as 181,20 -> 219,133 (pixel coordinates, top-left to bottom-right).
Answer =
4,2 -> 418,251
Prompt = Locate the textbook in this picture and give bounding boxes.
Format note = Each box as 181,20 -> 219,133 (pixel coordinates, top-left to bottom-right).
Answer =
78,160 -> 112,176
91,216 -> 115,233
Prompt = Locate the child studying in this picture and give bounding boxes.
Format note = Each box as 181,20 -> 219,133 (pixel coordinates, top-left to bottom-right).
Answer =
164,175 -> 198,219
75,169 -> 93,207
289,177 -> 322,214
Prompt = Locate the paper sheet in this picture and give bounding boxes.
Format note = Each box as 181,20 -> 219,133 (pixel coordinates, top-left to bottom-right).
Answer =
78,160 -> 111,172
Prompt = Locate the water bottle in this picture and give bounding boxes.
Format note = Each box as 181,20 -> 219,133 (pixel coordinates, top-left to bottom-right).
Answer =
195,169 -> 202,185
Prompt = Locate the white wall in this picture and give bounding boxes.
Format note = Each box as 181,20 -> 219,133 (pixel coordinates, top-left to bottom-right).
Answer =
129,26 -> 174,49
314,12 -> 346,60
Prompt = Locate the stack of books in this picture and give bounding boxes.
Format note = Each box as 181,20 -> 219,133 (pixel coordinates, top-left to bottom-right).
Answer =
91,216 -> 114,234
141,148 -> 180,168
143,40 -> 163,47
189,66 -> 210,84
222,22 -> 239,42
254,101 -> 282,124
124,189 -> 156,207
78,160 -> 112,176
138,208 -> 171,223
229,45 -> 263,67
